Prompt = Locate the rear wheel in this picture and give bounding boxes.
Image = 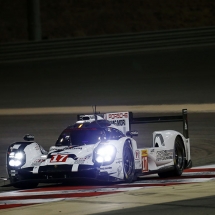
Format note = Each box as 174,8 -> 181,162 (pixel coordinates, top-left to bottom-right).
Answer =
158,136 -> 185,178
123,141 -> 135,183
173,136 -> 185,176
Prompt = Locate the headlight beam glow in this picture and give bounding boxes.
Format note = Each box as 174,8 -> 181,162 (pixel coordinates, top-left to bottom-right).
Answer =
15,152 -> 24,160
95,145 -> 116,164
8,151 -> 25,167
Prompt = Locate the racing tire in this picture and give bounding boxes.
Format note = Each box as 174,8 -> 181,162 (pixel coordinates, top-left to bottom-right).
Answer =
122,141 -> 135,183
10,177 -> 38,189
158,136 -> 185,178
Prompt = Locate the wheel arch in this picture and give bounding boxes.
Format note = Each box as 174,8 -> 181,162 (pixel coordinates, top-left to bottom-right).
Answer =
174,134 -> 186,163
153,130 -> 182,148
125,137 -> 138,152
176,135 -> 185,151
122,140 -> 135,182
7,141 -> 43,172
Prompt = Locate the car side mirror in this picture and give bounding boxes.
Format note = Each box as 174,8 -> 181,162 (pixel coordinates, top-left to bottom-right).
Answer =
126,131 -> 138,137
23,134 -> 34,141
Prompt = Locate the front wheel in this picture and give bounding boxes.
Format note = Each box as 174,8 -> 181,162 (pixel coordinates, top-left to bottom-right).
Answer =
123,141 -> 135,183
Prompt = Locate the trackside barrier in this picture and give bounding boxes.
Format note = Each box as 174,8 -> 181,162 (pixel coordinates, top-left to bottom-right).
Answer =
1,26 -> 215,63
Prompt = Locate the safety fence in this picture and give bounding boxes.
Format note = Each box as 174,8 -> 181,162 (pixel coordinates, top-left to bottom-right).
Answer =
1,26 -> 215,63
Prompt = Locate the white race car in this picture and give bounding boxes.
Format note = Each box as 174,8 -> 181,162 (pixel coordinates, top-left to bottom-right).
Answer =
6,109 -> 192,188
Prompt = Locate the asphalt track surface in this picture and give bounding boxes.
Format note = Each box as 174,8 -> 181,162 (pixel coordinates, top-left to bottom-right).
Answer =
1,166 -> 215,214
0,45 -> 215,214
0,45 -> 215,108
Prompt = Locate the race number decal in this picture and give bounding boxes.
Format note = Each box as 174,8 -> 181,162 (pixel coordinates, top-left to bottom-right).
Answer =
141,149 -> 148,172
50,154 -> 68,163
135,150 -> 140,160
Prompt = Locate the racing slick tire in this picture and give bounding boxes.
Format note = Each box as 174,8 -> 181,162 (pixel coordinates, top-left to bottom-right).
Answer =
122,141 -> 135,183
10,176 -> 38,189
158,136 -> 185,178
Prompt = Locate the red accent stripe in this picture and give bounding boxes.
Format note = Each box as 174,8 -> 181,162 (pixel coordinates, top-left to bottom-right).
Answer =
115,182 -> 190,188
0,182 -> 189,202
141,174 -> 215,181
0,183 -> 189,210
21,185 -> 104,192
1,167 -> 215,210
0,191 -> 121,201
184,168 -> 215,172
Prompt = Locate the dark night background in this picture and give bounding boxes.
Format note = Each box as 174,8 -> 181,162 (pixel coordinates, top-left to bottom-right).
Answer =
1,1 -> 215,198
1,0 -> 215,43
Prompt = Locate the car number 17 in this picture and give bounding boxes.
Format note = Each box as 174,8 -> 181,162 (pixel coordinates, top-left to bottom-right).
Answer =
50,154 -> 68,163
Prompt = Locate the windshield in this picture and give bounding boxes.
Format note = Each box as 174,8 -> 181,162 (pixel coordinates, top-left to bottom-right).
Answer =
55,128 -> 104,146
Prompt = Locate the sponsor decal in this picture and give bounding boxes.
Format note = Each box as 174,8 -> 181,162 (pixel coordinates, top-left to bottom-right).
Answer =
105,112 -> 130,134
74,155 -> 91,164
156,150 -> 173,161
117,165 -> 122,176
85,154 -> 91,160
141,149 -> 148,172
50,154 -> 68,163
74,158 -> 85,164
141,149 -> 148,157
135,150 -> 140,160
31,159 -> 45,166
150,149 -> 155,153
108,112 -> 128,119
109,119 -> 125,126
100,167 -> 112,170
135,160 -> 141,169
130,131 -> 138,136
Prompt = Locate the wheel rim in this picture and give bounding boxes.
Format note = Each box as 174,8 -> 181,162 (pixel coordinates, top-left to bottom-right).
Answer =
123,146 -> 133,178
175,142 -> 184,169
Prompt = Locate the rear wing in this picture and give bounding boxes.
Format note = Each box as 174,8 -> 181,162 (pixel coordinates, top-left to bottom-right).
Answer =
129,109 -> 189,138
77,109 -> 189,139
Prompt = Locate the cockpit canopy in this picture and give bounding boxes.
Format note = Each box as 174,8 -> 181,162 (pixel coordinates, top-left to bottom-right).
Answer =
55,126 -> 125,147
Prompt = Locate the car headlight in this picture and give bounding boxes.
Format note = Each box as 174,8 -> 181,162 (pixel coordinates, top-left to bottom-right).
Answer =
8,151 -> 25,167
9,159 -> 22,167
15,152 -> 24,159
94,144 -> 116,165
